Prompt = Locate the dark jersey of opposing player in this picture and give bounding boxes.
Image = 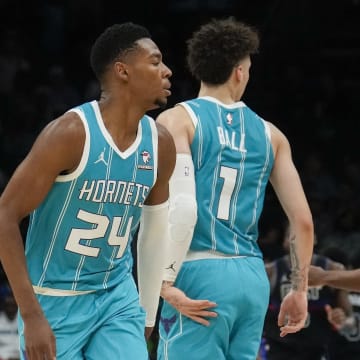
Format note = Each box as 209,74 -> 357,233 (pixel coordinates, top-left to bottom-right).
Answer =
264,254 -> 339,349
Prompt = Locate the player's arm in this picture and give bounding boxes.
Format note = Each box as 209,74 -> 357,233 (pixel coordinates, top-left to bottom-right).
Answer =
323,259 -> 353,330
265,261 -> 277,293
0,112 -> 85,359
309,266 -> 360,292
268,123 -> 314,337
155,106 -> 217,326
137,122 -> 176,337
328,290 -> 353,330
157,105 -> 195,282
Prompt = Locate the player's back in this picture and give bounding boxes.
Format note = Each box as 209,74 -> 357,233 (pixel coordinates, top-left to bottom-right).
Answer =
180,96 -> 274,257
26,100 -> 158,292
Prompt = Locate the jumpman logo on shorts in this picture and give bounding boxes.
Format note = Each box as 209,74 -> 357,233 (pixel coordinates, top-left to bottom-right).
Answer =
94,147 -> 108,166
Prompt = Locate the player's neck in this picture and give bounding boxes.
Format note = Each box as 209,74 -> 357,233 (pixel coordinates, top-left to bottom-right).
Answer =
98,92 -> 146,126
97,94 -> 144,151
198,83 -> 240,104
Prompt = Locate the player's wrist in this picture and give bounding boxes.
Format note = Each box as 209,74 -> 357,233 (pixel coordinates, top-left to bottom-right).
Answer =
322,270 -> 335,287
161,280 -> 174,289
290,288 -> 308,295
160,280 -> 175,299
290,268 -> 309,292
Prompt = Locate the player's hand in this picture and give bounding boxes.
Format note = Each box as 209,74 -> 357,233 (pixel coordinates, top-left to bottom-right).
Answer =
161,285 -> 217,326
278,289 -> 308,337
325,304 -> 346,330
23,312 -> 56,360
308,265 -> 327,287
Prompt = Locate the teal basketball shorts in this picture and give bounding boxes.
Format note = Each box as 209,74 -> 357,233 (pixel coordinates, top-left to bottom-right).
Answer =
19,274 -> 148,360
158,256 -> 270,360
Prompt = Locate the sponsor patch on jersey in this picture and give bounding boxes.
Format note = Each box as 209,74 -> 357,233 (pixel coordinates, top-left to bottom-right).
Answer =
138,150 -> 153,170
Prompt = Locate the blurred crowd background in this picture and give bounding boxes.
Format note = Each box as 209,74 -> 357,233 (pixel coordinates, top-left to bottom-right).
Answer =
0,1 -> 359,358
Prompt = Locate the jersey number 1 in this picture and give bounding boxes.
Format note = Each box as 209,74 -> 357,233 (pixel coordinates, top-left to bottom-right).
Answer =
217,166 -> 237,221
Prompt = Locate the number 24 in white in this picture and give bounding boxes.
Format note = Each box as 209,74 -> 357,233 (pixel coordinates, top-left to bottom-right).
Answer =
65,210 -> 133,259
217,166 -> 237,221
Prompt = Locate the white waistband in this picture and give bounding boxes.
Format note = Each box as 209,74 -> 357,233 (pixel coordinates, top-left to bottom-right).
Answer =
33,285 -> 96,297
185,250 -> 246,261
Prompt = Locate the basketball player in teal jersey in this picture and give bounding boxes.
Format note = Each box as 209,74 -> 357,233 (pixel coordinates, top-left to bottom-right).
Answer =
156,18 -> 314,359
0,23 -> 175,359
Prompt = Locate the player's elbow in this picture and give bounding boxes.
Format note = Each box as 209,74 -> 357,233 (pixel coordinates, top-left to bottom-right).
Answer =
169,194 -> 197,243
294,213 -> 314,237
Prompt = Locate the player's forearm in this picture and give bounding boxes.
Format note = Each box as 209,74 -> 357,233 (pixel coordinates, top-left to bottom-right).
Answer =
137,202 -> 169,327
0,217 -> 43,318
289,223 -> 314,292
324,269 -> 360,292
163,154 -> 197,282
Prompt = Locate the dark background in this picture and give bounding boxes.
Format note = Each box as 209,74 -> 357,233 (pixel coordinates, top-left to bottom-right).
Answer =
0,0 -> 360,261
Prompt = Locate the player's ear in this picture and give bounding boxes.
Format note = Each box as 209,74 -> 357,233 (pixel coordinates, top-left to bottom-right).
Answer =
235,65 -> 243,82
114,62 -> 129,81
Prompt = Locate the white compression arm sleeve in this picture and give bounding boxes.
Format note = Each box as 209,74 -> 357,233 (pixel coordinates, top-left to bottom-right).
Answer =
163,153 -> 197,282
137,201 -> 169,327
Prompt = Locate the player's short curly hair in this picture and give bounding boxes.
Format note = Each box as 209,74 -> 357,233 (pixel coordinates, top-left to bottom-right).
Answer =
90,22 -> 151,80
187,17 -> 259,85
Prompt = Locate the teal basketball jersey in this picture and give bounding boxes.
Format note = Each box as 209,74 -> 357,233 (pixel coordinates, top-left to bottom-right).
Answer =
25,100 -> 158,291
181,96 -> 274,257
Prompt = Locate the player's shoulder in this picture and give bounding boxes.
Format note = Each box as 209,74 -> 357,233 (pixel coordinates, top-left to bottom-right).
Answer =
156,104 -> 190,126
47,109 -> 84,133
155,121 -> 176,178
156,104 -> 194,141
266,121 -> 283,136
265,121 -> 290,148
155,121 -> 175,149
38,109 -> 86,150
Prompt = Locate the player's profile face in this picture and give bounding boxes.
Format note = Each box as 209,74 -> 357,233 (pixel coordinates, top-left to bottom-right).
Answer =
126,38 -> 172,110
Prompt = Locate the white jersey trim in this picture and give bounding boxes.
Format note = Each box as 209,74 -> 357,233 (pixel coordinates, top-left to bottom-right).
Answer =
147,116 -> 158,187
198,96 -> 246,108
33,285 -> 95,296
56,107 -> 90,182
178,102 -> 198,128
262,119 -> 271,140
185,250 -> 246,261
91,100 -> 143,159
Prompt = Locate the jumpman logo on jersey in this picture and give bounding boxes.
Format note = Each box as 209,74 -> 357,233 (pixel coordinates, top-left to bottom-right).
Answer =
94,147 -> 108,166
165,261 -> 176,272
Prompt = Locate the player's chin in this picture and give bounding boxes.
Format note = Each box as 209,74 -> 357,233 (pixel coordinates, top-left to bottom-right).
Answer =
153,97 -> 168,109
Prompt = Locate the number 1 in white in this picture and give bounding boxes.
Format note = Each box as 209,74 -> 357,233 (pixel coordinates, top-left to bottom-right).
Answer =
217,166 -> 237,220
